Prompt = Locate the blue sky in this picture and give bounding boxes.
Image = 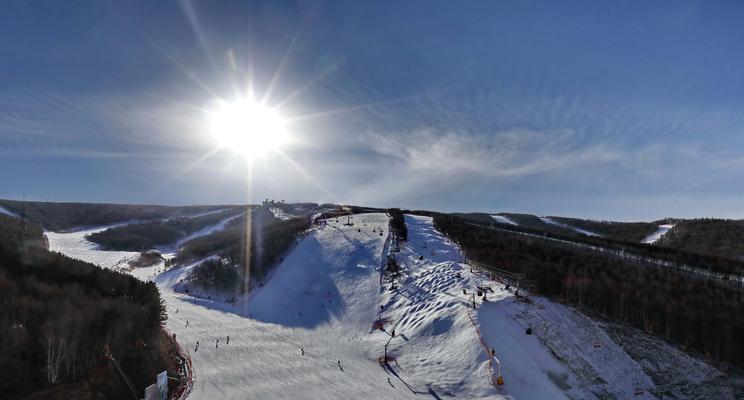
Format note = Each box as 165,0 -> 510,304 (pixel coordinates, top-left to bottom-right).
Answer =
2,0 -> 744,220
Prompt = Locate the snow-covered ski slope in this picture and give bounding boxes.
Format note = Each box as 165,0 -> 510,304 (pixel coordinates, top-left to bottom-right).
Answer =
46,224 -> 140,270
158,213 -> 409,399
389,215 -> 654,399
641,224 -> 674,244
48,212 -> 658,399
491,215 -> 518,226
0,205 -> 17,217
539,216 -> 601,237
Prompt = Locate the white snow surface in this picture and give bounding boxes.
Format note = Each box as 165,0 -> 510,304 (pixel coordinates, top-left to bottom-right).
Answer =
641,224 -> 675,244
0,205 -> 18,218
539,216 -> 601,237
490,215 -> 518,226
45,224 -> 139,270
47,212 -> 659,399
269,207 -> 295,220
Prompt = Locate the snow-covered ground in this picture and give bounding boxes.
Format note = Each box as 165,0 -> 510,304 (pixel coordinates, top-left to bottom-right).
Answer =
491,215 -> 518,226
0,205 -> 18,218
269,207 -> 295,220
641,224 -> 675,244
390,215 -> 655,399
47,212 -> 677,399
539,217 -> 601,237
45,224 -> 140,270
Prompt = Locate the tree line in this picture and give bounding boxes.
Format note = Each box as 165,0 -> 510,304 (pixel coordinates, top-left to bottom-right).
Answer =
433,213 -> 744,367
0,199 -> 228,232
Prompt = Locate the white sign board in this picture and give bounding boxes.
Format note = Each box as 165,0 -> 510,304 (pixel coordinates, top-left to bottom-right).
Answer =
144,383 -> 159,400
157,370 -> 168,400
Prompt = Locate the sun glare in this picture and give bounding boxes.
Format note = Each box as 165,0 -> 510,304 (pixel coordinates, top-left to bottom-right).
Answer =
208,99 -> 287,158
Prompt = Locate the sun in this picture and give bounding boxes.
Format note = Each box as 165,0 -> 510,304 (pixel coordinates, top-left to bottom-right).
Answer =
208,98 -> 288,158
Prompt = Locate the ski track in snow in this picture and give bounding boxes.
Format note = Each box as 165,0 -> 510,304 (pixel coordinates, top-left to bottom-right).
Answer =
490,215 -> 518,226
641,224 -> 675,244
539,216 -> 601,237
47,212 -> 660,399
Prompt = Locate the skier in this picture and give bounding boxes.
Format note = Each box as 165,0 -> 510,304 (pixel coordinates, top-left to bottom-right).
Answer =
337,360 -> 343,371
301,348 -> 305,356
185,320 -> 189,328
226,336 -> 230,344
195,341 -> 199,352
216,339 -> 219,348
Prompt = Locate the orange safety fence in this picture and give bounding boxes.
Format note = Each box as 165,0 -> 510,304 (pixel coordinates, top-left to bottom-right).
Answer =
165,328 -> 194,400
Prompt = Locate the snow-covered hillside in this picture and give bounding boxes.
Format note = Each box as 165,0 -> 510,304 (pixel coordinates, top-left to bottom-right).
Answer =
269,207 -> 295,220
46,224 -> 140,270
491,215 -> 518,226
388,215 -> 655,399
47,212 -> 668,399
539,216 -> 601,237
42,206 -> 744,400
0,205 -> 17,218
641,224 -> 675,244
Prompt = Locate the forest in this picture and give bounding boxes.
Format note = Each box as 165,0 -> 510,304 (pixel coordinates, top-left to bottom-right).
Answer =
433,213 -> 744,367
0,215 -> 175,399
0,198 -> 230,232
658,218 -> 744,260
86,208 -> 244,251
548,216 -> 661,242
457,212 -> 661,243
186,258 -> 242,294
177,206 -> 311,293
451,212 -> 744,277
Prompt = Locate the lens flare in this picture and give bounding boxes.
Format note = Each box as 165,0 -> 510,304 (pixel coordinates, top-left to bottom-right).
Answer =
208,99 -> 287,158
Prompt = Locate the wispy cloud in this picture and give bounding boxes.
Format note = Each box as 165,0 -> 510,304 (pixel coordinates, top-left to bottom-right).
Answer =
361,127 -> 623,179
